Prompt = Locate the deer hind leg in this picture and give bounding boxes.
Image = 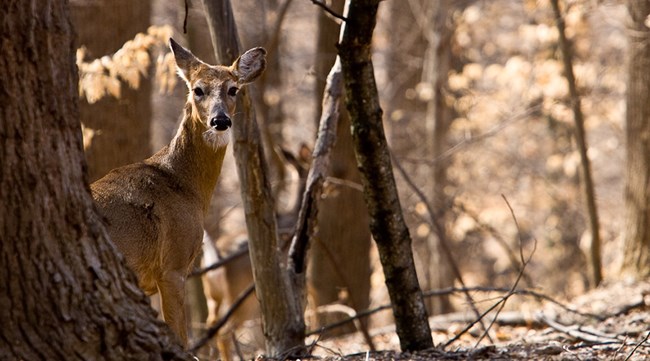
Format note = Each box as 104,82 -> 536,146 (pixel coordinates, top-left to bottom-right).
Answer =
157,271 -> 188,346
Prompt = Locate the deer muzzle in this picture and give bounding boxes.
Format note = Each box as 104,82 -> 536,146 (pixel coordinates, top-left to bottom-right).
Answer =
210,113 -> 232,131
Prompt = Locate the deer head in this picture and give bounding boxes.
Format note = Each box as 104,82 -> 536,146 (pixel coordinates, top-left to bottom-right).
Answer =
169,38 -> 266,148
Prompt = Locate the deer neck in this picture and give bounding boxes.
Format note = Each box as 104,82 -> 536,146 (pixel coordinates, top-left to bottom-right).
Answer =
153,104 -> 227,213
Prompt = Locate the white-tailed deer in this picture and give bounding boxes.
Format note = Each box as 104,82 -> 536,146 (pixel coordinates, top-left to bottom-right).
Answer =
91,38 -> 266,346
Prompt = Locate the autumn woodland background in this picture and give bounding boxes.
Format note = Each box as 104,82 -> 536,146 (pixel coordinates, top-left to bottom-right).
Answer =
68,0 -> 650,354
3,0 -> 650,359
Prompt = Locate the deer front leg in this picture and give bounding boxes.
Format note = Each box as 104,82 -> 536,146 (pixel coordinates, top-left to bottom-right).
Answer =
157,271 -> 188,346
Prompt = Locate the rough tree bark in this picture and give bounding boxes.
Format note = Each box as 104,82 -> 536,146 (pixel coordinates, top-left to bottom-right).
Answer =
0,1 -> 190,359
338,0 -> 434,351
200,0 -> 305,356
551,0 -> 602,286
70,0 -> 153,182
621,0 -> 650,279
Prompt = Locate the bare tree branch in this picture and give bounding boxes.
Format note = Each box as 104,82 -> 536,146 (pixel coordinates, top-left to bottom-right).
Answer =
305,285 -> 604,337
289,58 -> 342,273
309,0 -> 348,21
188,245 -> 249,277
189,283 -> 256,352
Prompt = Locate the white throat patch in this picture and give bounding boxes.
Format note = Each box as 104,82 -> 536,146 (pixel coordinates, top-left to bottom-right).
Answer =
203,128 -> 230,149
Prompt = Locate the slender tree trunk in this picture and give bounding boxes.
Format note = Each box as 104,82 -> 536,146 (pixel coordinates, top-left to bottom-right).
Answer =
551,0 -> 602,286
200,0 -> 305,356
339,0 -> 433,351
70,0 -> 153,182
621,0 -> 650,279
0,1 -> 189,359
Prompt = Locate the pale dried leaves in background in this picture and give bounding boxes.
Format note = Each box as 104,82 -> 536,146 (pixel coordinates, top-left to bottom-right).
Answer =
77,25 -> 177,104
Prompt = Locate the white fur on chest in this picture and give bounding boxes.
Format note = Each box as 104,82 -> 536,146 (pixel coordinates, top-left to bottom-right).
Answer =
203,128 -> 230,150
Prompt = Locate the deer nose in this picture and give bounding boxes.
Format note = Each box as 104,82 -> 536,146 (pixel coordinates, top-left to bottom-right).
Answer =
210,114 -> 232,131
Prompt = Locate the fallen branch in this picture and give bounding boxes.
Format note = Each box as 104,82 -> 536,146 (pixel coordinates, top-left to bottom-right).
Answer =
424,287 -> 603,320
537,313 -> 624,344
306,304 -> 375,350
306,285 -> 601,337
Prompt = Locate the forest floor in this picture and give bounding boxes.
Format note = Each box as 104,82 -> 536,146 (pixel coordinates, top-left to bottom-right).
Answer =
283,281 -> 650,360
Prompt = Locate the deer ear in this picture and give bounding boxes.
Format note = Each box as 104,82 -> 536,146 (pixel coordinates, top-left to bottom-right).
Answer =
169,38 -> 199,84
232,47 -> 267,85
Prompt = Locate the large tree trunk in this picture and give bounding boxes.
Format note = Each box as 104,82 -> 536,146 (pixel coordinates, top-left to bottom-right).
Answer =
621,0 -> 650,279
0,2 -> 189,359
339,0 -> 433,351
309,0 -> 372,336
201,0 -> 305,356
70,0 -> 152,182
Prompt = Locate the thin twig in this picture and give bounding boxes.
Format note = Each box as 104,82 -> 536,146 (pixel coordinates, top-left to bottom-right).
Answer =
402,104 -> 543,166
538,313 -> 623,344
472,196 -> 536,347
454,201 -> 533,287
188,245 -> 249,277
424,287 -> 603,320
390,150 -> 494,344
550,0 -> 602,286
309,0 -> 348,22
183,0 -> 189,34
189,283 -> 256,352
625,331 -> 650,360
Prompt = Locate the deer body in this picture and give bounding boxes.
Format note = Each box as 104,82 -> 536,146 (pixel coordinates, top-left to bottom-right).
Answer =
91,38 -> 265,346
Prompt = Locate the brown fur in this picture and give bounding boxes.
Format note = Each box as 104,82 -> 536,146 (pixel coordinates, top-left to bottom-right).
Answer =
91,38 -> 265,346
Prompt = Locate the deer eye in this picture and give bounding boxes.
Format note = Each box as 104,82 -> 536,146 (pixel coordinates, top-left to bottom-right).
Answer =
227,86 -> 239,97
193,87 -> 204,97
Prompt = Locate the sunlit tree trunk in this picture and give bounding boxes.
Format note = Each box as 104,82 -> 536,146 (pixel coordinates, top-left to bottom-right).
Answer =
621,0 -> 650,279
0,1 -> 189,359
